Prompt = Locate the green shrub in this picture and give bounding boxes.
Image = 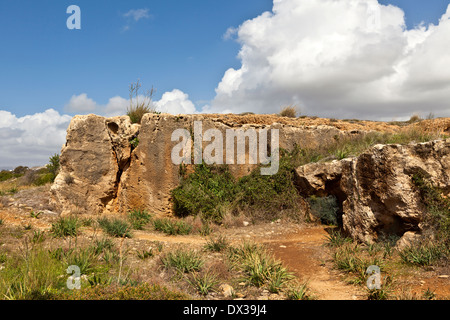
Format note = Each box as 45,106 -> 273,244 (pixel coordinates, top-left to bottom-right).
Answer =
399,241 -> 449,266
162,248 -> 204,273
153,218 -> 193,235
34,173 -> 54,186
228,242 -> 293,289
47,154 -> 60,183
187,271 -> 219,296
97,218 -> 132,238
326,229 -> 353,247
128,209 -> 152,230
412,172 -> 450,242
0,170 -> 22,182
171,164 -> 238,222
51,216 -> 80,238
137,249 -> 154,260
63,247 -> 99,275
286,284 -> 313,300
204,235 -> 228,252
92,238 -> 115,255
0,248 -> 65,300
57,282 -> 190,300
307,195 -> 339,225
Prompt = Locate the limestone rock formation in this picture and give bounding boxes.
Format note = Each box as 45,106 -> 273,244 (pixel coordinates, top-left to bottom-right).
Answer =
51,113 -> 357,216
51,115 -> 138,216
294,139 -> 450,243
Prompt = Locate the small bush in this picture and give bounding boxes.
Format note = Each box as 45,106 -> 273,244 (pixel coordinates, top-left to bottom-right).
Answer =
204,235 -> 228,252
228,242 -> 293,289
153,218 -> 193,235
57,282 -> 190,300
412,172 -> 450,242
326,229 -> 353,247
97,218 -> 132,238
162,248 -> 204,273
0,170 -> 22,182
286,284 -> 312,300
0,248 -> 65,300
399,241 -> 449,266
171,164 -> 238,223
63,247 -> 99,275
137,249 -> 154,260
127,80 -> 155,124
128,209 -> 152,230
408,114 -> 422,123
93,238 -> 115,255
51,216 -> 80,238
279,105 -> 298,118
307,195 -> 339,225
187,271 -> 219,296
31,230 -> 46,244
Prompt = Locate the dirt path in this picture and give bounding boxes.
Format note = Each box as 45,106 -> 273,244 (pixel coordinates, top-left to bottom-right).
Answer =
263,225 -> 366,300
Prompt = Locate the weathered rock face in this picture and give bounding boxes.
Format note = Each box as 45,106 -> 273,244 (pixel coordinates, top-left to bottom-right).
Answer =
51,113 -> 357,216
294,139 -> 450,243
51,115 -> 139,215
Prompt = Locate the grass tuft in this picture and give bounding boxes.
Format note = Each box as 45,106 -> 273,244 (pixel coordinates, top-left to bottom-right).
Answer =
97,218 -> 132,238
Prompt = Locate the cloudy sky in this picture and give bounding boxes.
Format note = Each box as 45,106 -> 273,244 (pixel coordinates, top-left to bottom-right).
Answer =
0,0 -> 449,168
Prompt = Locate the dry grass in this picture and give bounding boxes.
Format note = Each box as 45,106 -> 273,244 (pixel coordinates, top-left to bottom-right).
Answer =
126,79 -> 156,124
279,105 -> 299,118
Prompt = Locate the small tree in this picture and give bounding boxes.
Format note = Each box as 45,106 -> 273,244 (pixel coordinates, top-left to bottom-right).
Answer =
47,154 -> 60,182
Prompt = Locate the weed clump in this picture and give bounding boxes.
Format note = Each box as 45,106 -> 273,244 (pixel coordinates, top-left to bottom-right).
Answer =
126,80 -> 156,124
153,218 -> 193,235
51,216 -> 80,238
279,105 -> 298,118
162,248 -> 204,273
127,209 -> 152,230
97,218 -> 132,238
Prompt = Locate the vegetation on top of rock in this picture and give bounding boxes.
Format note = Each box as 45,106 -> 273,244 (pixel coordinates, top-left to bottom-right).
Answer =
126,79 -> 156,124
279,105 -> 299,118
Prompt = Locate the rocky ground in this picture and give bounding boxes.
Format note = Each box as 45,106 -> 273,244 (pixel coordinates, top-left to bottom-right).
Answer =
1,184 -> 448,300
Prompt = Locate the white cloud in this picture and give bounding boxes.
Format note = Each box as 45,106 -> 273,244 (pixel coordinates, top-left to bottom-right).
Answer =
103,96 -> 130,117
0,109 -> 72,168
0,88 -> 197,168
207,0 -> 450,120
154,89 -> 197,115
123,8 -> 151,21
64,93 -> 97,113
64,89 -> 196,117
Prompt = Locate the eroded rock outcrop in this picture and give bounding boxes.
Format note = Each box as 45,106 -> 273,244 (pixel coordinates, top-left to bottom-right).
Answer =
51,113 -> 357,216
294,139 -> 450,243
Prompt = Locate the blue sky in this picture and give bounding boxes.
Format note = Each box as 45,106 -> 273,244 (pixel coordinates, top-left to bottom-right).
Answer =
0,0 -> 273,117
0,0 -> 448,116
1,0 -> 450,168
